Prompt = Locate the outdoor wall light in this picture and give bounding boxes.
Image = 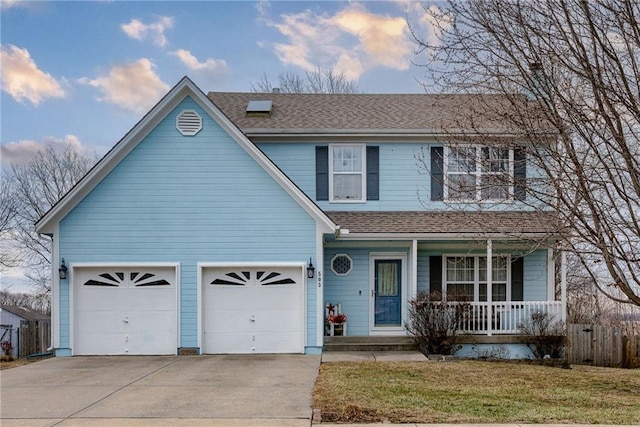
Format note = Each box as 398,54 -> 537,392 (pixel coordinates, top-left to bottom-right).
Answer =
59,258 -> 68,280
307,258 -> 315,279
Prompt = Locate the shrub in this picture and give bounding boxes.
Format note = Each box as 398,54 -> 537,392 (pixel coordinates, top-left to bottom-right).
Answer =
519,311 -> 567,359
407,291 -> 469,356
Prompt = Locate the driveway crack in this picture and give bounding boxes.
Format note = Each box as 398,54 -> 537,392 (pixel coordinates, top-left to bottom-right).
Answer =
51,357 -> 184,425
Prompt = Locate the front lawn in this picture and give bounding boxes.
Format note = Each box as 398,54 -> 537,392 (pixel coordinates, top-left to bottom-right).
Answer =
313,360 -> 640,424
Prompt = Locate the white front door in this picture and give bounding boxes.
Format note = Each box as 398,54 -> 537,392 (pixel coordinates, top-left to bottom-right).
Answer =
202,265 -> 304,354
74,266 -> 178,355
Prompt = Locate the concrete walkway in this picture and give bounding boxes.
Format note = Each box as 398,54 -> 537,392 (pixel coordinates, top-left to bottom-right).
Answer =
321,350 -> 427,362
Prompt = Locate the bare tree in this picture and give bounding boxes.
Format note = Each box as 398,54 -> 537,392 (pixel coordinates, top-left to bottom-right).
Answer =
0,178 -> 20,269
0,289 -> 50,315
5,144 -> 94,293
251,66 -> 360,94
411,0 -> 640,306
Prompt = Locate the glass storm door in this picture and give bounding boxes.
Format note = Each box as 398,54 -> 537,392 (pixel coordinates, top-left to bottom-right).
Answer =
374,259 -> 402,326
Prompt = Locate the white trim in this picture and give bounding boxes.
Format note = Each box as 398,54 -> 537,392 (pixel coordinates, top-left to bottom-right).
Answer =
340,232 -> 552,240
69,262 -> 180,356
560,250 -> 567,323
369,252 -> 407,334
35,77 -> 336,235
197,262 -> 306,354
411,240 -> 418,301
316,223 -> 324,347
51,225 -> 60,350
441,254 -> 511,302
330,253 -> 353,276
443,145 -> 515,203
328,143 -> 367,203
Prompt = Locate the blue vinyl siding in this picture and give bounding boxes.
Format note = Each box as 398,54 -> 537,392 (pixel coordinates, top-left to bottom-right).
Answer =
59,96 -> 318,351
323,246 -> 409,336
259,142 -> 545,211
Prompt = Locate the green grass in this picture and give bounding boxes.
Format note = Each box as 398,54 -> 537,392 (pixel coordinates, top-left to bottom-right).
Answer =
313,360 -> 640,424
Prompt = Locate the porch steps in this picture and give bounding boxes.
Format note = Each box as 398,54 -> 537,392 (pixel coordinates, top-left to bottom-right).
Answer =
323,336 -> 417,352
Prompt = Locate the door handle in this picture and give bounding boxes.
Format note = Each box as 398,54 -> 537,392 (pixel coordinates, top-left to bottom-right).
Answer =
123,317 -> 129,323
250,315 -> 256,322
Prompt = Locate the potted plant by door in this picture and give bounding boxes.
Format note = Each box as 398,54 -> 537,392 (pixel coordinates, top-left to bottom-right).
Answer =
326,313 -> 348,336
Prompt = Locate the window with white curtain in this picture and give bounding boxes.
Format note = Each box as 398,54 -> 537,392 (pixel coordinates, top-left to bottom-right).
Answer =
330,144 -> 365,202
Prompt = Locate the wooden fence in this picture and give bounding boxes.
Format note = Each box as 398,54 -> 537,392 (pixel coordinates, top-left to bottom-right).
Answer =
567,324 -> 640,368
18,320 -> 51,358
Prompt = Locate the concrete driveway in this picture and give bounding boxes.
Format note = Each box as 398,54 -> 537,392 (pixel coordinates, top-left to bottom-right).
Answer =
0,354 -> 320,427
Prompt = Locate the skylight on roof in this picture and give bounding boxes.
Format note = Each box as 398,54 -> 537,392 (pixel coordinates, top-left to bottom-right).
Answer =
246,100 -> 272,116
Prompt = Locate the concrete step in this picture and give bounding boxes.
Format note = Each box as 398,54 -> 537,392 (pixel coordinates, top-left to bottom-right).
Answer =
323,335 -> 417,352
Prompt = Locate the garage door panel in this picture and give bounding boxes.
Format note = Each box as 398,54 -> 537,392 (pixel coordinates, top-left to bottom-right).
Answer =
252,309 -> 301,327
256,332 -> 303,353
204,332 -> 255,354
202,266 -> 304,354
75,333 -> 124,355
75,311 -> 124,334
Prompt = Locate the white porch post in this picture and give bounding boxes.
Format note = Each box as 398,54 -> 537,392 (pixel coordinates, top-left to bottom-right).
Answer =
486,239 -> 492,336
411,239 -> 418,300
560,249 -> 567,323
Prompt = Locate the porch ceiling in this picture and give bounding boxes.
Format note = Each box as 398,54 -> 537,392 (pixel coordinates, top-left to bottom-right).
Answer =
326,211 -> 559,237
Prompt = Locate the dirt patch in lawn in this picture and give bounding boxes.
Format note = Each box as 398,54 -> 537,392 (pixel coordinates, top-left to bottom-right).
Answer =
313,360 -> 640,424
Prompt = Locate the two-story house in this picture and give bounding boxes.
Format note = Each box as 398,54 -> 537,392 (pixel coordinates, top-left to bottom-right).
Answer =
36,77 -> 566,358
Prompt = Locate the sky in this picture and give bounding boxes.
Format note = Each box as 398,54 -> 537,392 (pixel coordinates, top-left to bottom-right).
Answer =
0,0 -> 441,292
1,0 -> 440,165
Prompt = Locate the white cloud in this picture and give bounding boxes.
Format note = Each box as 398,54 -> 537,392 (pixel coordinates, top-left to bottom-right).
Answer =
0,134 -> 91,167
171,49 -> 228,73
79,59 -> 169,114
260,3 -> 415,79
121,16 -> 174,47
332,5 -> 410,71
0,44 -> 66,105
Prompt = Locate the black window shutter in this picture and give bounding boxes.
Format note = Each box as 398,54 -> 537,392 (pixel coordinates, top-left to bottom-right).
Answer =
366,146 -> 379,200
429,256 -> 443,295
316,146 -> 329,201
514,147 -> 526,201
511,257 -> 524,301
431,147 -> 444,201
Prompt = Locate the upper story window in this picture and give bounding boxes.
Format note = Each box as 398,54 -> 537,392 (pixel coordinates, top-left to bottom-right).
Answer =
316,145 -> 379,202
445,146 -> 514,202
330,144 -> 366,202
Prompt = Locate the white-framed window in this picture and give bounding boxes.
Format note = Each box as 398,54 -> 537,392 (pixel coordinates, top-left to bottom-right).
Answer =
329,144 -> 366,202
445,145 -> 513,201
331,254 -> 353,276
444,255 -> 510,302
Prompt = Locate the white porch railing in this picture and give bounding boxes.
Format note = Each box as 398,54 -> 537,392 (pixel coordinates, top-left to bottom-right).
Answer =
457,301 -> 563,335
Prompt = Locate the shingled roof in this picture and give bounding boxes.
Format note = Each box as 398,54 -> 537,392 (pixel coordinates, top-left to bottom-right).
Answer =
207,92 -> 552,136
326,211 -> 559,236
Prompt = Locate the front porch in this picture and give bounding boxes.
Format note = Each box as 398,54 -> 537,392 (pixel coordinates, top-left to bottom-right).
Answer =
321,238 -> 567,343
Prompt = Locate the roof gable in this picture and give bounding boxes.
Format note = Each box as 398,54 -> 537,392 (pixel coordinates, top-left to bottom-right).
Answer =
36,77 -> 336,234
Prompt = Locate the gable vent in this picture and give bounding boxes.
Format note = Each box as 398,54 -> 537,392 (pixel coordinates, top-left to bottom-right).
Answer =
176,110 -> 202,136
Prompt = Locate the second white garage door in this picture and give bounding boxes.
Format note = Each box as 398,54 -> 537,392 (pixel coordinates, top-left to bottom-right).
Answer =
202,265 -> 304,354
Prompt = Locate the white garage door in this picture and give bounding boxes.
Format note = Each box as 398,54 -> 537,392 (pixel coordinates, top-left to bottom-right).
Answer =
74,266 -> 178,355
202,266 -> 304,354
